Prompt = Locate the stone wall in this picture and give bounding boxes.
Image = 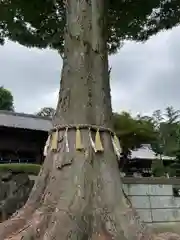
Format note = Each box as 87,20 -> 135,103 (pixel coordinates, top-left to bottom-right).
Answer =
0,172 -> 34,221
122,177 -> 180,234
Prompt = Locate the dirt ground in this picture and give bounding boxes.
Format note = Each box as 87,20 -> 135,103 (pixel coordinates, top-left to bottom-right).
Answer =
150,223 -> 180,235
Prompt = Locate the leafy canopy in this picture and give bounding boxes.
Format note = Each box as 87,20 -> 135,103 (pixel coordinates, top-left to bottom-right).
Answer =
113,107 -> 180,158
0,86 -> 14,111
113,111 -> 157,155
151,107 -> 180,157
36,107 -> 55,118
0,0 -> 180,53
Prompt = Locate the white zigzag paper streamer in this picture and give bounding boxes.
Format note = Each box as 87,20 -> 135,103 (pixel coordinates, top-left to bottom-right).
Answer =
43,135 -> 51,156
89,129 -> 97,153
64,128 -> 69,152
111,136 -> 121,160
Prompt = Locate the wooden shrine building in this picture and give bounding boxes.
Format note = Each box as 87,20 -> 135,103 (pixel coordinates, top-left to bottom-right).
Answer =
121,144 -> 175,177
0,110 -> 52,164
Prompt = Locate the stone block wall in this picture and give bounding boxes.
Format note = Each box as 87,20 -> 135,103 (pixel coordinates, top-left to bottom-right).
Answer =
122,178 -> 180,224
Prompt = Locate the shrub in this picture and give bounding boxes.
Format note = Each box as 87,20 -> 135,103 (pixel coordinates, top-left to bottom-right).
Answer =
151,159 -> 166,177
0,163 -> 41,175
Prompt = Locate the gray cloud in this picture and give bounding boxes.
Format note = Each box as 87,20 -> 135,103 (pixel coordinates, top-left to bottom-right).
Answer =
0,41 -> 61,113
111,26 -> 180,116
0,26 -> 180,116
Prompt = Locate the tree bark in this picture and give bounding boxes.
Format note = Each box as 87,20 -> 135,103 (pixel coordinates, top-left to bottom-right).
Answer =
0,0 -> 177,239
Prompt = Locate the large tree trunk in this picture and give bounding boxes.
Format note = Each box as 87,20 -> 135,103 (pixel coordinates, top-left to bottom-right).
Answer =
0,0 -> 177,239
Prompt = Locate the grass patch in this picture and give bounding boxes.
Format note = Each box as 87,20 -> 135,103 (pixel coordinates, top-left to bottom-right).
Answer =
0,163 -> 41,175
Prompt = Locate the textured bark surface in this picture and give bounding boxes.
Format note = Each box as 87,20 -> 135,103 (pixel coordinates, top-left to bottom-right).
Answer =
0,0 -> 179,239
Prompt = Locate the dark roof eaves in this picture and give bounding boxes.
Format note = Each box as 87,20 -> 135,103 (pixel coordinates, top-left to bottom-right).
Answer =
0,110 -> 52,121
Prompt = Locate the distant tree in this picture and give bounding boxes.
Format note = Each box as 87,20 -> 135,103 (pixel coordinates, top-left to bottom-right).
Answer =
36,107 -> 55,118
151,107 -> 180,157
113,112 -> 156,158
165,106 -> 180,124
152,109 -> 164,127
0,86 -> 14,111
167,151 -> 180,177
167,126 -> 180,176
114,108 -> 180,177
151,158 -> 166,177
150,107 -> 180,176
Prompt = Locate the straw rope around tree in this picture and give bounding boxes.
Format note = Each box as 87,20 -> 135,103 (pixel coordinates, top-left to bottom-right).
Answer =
44,123 -> 122,160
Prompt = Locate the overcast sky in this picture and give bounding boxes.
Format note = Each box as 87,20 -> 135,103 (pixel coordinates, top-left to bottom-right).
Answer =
0,25 -> 180,116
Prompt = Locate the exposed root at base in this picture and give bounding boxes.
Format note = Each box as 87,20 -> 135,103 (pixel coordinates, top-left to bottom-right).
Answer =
1,153 -> 180,239
0,204 -> 37,240
2,210 -> 180,240
4,209 -> 48,240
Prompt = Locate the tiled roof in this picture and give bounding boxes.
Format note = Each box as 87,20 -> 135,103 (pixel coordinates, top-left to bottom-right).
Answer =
131,144 -> 175,160
0,110 -> 52,132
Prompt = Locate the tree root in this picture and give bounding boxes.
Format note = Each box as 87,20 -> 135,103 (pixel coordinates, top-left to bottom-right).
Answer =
1,148 -> 180,240
3,210 -> 180,240
4,209 -> 46,240
0,205 -> 35,240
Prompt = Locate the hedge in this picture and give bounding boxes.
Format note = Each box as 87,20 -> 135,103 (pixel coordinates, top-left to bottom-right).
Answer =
0,163 -> 41,175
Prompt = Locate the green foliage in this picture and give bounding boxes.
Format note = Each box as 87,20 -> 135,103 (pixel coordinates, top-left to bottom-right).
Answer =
113,111 -> 157,156
0,86 -> 14,111
151,106 -> 180,157
0,1 -> 180,53
0,163 -> 41,175
167,139 -> 180,176
165,106 -> 180,124
151,159 -> 166,177
114,106 -> 180,177
36,107 -> 55,118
